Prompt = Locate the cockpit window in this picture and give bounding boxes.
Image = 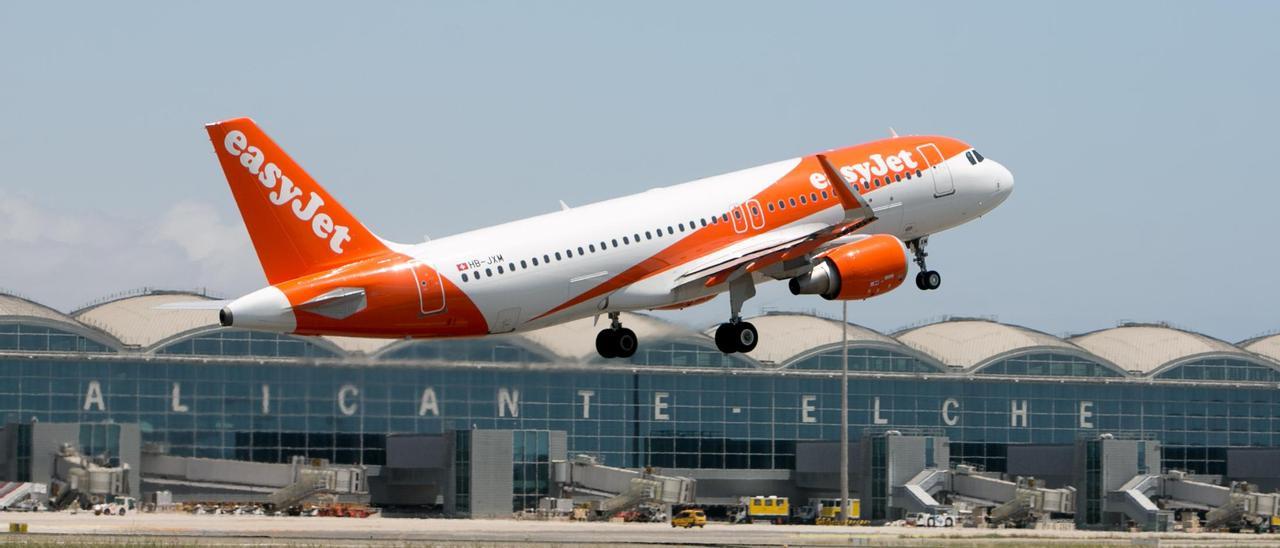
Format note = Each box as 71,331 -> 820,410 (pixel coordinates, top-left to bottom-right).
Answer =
965,151 -> 977,165
973,150 -> 985,162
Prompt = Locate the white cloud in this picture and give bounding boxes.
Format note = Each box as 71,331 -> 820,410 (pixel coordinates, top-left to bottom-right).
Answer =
0,190 -> 263,311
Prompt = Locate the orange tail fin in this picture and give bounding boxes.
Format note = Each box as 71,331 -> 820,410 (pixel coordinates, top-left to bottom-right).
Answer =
205,118 -> 392,284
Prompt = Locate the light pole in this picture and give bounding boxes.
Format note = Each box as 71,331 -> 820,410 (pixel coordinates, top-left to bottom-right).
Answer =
839,301 -> 849,523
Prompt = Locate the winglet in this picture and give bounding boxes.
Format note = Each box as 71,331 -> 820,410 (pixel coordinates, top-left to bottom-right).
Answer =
816,154 -> 875,223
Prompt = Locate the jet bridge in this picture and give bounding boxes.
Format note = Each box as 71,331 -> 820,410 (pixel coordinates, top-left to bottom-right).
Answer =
552,455 -> 695,517
897,464 -> 1075,527
1109,470 -> 1280,532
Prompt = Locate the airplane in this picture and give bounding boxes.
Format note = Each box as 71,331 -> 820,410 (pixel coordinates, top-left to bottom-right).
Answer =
207,118 -> 1012,358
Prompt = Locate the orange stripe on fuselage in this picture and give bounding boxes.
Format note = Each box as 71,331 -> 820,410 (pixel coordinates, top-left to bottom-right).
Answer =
531,135 -> 971,321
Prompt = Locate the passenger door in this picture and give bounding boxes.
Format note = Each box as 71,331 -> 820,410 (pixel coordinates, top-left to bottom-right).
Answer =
916,143 -> 955,197
410,261 -> 446,315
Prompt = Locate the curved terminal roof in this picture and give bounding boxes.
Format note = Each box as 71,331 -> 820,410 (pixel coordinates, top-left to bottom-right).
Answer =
523,312 -> 715,363
1241,333 -> 1280,364
5,288 -> 1280,377
74,291 -> 221,348
723,312 -> 904,365
1070,324 -> 1262,375
895,319 -> 1082,369
0,292 -> 84,328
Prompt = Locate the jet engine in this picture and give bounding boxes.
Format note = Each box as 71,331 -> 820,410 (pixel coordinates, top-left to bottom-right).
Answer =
788,234 -> 909,300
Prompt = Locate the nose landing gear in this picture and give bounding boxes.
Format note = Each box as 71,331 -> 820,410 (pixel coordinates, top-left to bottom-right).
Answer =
908,238 -> 942,291
595,312 -> 638,359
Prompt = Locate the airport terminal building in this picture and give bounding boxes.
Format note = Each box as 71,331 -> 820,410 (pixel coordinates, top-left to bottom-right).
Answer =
2,289 -> 1280,525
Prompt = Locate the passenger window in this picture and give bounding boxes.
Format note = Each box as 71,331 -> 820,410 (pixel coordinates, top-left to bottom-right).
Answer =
821,190 -> 829,199
508,263 -> 515,271
894,174 -> 901,182
543,254 -> 550,263
789,198 -> 797,207
965,151 -> 976,165
916,169 -> 922,177
461,272 -> 469,282
905,171 -> 912,180
588,244 -> 596,252
973,150 -> 985,162
532,257 -> 539,266
566,249 -> 573,258
733,210 -> 741,219
721,213 -> 729,222
520,260 -> 527,268
646,231 -> 652,239
799,195 -> 807,205
767,203 -> 775,212
633,233 -> 640,242
623,236 -> 630,244
810,192 -> 817,202
700,219 -> 707,227
485,268 -> 493,277
555,252 -> 562,260
497,265 -> 504,274
667,226 -> 673,235
678,223 -> 685,232
612,239 -> 618,247
710,216 -> 717,225
750,205 -> 759,215
874,179 -> 881,187
863,181 -> 871,190
578,246 -> 585,254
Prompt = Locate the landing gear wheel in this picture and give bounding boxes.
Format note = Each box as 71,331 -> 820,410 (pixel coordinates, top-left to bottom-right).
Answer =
595,329 -> 618,359
922,270 -> 941,290
714,323 -> 737,354
915,272 -> 927,290
614,328 -> 638,358
596,327 -> 638,359
734,322 -> 758,353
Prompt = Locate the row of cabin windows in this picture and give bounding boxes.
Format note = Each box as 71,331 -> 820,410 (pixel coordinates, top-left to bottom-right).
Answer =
855,168 -> 923,192
965,149 -> 986,165
461,189 -> 836,283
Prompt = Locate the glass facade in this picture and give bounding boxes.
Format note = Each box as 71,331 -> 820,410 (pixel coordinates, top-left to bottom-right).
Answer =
976,352 -> 1121,378
1,333 -> 1278,477
512,430 -> 552,511
0,323 -> 112,353
1155,357 -> 1280,383
787,347 -> 940,373
157,330 -> 338,359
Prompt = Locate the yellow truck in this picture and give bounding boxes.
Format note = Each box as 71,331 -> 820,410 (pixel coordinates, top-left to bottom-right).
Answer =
745,496 -> 790,524
815,498 -> 862,525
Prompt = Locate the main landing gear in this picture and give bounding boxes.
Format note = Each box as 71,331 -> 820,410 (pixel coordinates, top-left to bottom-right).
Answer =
714,275 -> 759,354
908,237 -> 942,291
596,312 -> 638,359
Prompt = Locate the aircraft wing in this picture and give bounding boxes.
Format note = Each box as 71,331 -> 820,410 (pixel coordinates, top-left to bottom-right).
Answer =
673,154 -> 878,289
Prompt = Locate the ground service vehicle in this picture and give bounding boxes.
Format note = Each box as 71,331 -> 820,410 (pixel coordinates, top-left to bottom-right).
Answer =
907,511 -> 955,527
92,496 -> 136,516
745,496 -> 790,524
815,498 -> 861,525
672,508 -> 707,528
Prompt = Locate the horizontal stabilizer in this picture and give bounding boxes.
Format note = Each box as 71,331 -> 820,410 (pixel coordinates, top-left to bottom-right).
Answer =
296,287 -> 367,320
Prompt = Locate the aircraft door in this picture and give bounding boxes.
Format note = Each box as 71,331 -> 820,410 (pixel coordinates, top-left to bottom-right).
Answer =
730,204 -> 749,233
916,143 -> 955,197
746,199 -> 766,230
410,261 -> 446,315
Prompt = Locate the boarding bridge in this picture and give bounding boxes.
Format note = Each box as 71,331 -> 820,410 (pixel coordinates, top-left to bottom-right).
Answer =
898,465 -> 1076,527
552,455 -> 695,515
1109,470 -> 1280,532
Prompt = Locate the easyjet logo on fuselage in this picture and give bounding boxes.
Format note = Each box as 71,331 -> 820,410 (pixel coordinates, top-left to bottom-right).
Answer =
223,130 -> 351,254
810,149 -> 921,190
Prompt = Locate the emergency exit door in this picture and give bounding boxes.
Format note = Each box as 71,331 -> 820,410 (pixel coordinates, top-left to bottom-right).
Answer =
916,143 -> 955,197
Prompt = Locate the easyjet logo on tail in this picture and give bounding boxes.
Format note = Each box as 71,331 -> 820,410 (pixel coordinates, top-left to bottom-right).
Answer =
223,130 -> 351,254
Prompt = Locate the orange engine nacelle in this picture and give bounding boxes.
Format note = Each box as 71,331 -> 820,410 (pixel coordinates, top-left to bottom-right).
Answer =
788,234 -> 909,300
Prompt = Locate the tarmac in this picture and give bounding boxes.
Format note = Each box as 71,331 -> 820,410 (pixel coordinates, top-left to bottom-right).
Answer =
1,512 -> 1280,547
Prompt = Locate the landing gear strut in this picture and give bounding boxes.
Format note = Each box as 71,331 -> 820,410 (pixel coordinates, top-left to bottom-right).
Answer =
908,238 -> 941,291
595,312 -> 638,359
715,275 -> 759,354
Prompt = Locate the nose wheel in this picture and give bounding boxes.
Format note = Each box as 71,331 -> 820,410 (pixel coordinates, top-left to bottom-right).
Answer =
715,321 -> 758,354
908,238 -> 942,291
596,313 -> 638,359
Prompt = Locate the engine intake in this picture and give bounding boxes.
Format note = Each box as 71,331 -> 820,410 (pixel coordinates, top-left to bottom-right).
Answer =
788,234 -> 909,300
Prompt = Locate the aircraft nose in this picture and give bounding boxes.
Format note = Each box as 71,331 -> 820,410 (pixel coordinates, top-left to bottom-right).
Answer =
993,161 -> 1014,198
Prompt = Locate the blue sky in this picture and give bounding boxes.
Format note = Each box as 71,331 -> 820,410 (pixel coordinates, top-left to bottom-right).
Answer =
1,1 -> 1276,341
